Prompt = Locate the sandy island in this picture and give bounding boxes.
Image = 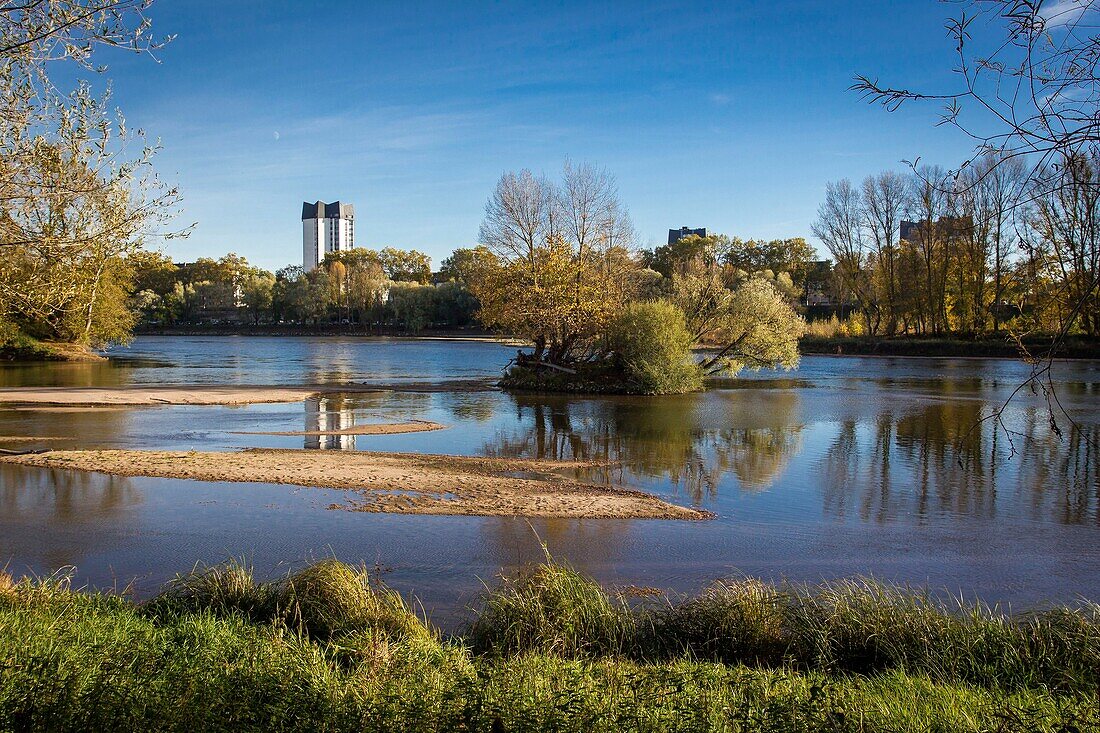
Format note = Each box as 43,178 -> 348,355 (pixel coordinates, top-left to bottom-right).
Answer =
231,420 -> 447,436
0,382 -> 499,406
0,448 -> 710,520
0,385 -> 381,406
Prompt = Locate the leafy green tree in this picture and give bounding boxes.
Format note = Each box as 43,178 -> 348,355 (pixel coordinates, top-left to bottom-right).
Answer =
387,282 -> 437,332
433,281 -> 479,327
607,300 -> 702,394
643,234 -> 722,278
240,270 -> 275,324
722,237 -> 816,286
672,261 -> 803,375
472,163 -> 638,365
438,247 -> 496,287
273,266 -> 308,323
0,136 -> 148,346
379,248 -> 432,284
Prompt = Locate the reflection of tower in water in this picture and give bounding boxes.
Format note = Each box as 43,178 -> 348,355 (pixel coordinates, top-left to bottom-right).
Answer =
303,397 -> 356,450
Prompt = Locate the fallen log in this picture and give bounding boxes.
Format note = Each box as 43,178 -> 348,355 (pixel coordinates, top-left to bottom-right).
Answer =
534,361 -> 577,375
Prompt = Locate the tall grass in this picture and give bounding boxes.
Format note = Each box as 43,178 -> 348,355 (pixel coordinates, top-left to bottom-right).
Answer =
0,559 -> 1097,732
803,315 -> 864,338
467,562 -> 635,657
145,558 -> 433,645
468,568 -> 1100,694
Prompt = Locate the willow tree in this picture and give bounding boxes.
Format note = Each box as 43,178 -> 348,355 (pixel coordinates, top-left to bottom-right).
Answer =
472,163 -> 639,366
0,97 -> 178,345
670,259 -> 803,376
0,1 -> 179,348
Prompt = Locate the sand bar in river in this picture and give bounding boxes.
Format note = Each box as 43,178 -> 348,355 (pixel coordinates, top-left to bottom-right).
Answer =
0,448 -> 710,520
0,385 -> 382,406
232,420 -> 447,436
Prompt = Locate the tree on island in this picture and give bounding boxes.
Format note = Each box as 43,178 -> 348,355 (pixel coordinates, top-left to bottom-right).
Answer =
469,163 -> 804,394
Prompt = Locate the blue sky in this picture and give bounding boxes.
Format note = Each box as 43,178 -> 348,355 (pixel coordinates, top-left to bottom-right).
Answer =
92,0 -> 982,271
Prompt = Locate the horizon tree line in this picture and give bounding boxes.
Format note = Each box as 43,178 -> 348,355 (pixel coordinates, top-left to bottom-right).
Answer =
813,152 -> 1100,339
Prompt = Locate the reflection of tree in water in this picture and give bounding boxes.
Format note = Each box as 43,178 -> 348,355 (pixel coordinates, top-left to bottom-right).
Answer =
820,397 -> 1100,525
0,464 -> 140,523
482,391 -> 804,504
0,403 -> 131,445
0,360 -> 130,389
441,392 -> 498,423
478,517 -> 633,581
1013,413 -> 1100,526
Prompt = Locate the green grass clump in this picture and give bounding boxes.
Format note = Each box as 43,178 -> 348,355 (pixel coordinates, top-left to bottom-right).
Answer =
144,559 -> 267,619
0,559 -> 1098,731
146,559 -> 433,647
467,562 -> 635,657
468,566 -> 1100,695
275,559 -> 431,644
641,577 -> 790,665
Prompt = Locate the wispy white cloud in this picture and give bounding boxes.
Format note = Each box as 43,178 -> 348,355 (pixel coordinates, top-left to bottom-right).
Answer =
1040,0 -> 1093,28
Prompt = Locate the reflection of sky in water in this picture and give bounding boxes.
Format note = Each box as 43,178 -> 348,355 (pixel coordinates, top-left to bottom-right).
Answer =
0,338 -> 1098,624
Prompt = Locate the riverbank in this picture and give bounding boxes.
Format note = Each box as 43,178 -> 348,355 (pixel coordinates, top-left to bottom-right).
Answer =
0,335 -> 105,362
0,559 -> 1095,732
133,323 -> 522,342
800,334 -> 1100,359
122,328 -> 1100,360
0,448 -> 707,519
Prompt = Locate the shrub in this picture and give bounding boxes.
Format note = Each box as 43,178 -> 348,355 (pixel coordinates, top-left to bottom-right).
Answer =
607,300 -> 702,394
804,314 -> 864,338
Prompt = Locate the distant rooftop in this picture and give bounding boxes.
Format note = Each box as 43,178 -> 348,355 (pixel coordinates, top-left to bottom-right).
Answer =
668,226 -> 707,245
301,201 -> 355,220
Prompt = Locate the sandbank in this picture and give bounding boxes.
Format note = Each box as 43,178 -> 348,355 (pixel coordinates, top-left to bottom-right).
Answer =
0,448 -> 710,520
0,385 -> 381,406
232,420 -> 447,436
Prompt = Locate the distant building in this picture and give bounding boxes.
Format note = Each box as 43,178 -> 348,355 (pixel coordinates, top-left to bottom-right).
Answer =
668,226 -> 707,245
899,220 -> 919,242
302,201 -> 355,271
899,216 -> 972,243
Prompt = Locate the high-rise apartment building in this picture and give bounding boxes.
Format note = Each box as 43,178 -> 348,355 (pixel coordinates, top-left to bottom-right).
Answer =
302,201 -> 355,270
668,226 -> 707,245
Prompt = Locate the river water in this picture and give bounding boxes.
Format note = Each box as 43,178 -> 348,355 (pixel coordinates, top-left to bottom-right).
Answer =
1,336 -> 1097,627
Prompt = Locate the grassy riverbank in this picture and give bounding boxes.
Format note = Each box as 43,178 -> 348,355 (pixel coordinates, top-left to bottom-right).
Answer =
132,327 -> 1100,361
1,560 -> 1097,732
799,334 -> 1100,359
0,331 -> 104,362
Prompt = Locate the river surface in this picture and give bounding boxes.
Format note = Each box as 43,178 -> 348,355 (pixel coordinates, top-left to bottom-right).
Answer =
1,336 -> 1098,627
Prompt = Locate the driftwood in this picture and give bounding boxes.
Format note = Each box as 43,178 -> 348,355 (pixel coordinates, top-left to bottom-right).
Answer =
533,361 -> 577,375
0,448 -> 52,456
512,350 -> 579,375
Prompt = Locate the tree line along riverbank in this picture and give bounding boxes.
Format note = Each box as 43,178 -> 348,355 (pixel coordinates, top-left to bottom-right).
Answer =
798,334 -> 1100,359
103,327 -> 1100,361
0,558 -> 1097,732
6,330 -> 1099,365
